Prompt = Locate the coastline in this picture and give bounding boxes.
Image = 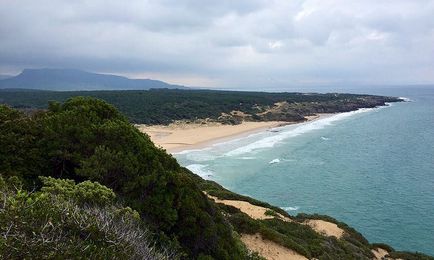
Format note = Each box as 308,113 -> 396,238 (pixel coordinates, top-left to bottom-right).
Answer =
136,114 -> 329,153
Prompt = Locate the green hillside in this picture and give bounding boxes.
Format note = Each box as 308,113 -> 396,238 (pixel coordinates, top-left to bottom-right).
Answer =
0,89 -> 401,125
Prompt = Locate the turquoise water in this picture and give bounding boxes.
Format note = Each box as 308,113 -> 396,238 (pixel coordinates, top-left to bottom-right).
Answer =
175,87 -> 434,255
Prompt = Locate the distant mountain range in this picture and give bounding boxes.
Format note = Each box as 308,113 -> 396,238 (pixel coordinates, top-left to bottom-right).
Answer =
0,68 -> 186,91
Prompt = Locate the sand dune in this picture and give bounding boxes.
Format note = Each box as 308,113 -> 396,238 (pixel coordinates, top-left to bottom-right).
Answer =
206,192 -> 349,260
207,193 -> 345,239
372,247 -> 390,260
207,194 -> 291,221
304,219 -> 344,239
241,233 -> 308,260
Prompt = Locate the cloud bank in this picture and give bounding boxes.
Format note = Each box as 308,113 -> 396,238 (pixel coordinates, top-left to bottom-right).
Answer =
1,0 -> 433,88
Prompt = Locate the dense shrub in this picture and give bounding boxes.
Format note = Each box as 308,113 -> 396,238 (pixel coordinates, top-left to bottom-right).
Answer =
0,98 -> 245,259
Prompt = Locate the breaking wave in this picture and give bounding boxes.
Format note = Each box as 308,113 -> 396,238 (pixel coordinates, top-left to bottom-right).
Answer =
399,97 -> 412,102
185,164 -> 214,180
269,158 -> 280,164
225,106 -> 385,156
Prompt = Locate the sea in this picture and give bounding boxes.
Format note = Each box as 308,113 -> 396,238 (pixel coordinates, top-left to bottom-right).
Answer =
174,86 -> 434,255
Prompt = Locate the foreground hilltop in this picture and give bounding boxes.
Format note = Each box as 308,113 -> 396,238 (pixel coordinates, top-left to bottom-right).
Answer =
0,97 -> 431,259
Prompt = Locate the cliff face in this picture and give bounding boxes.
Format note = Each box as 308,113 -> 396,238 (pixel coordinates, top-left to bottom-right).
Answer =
0,97 -> 431,260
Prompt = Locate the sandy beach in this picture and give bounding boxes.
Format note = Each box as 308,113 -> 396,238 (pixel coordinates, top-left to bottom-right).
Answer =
136,121 -> 287,153
136,115 -> 324,153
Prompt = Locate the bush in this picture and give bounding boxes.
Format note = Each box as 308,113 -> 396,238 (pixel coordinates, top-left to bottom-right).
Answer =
264,209 -> 278,217
40,176 -> 116,206
0,177 -> 173,259
371,243 -> 395,252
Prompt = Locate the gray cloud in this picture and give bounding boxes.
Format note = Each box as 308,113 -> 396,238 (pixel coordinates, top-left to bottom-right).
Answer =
0,0 -> 433,88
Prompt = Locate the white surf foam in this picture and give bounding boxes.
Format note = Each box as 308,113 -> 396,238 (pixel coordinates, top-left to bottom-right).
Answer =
399,97 -> 412,102
185,164 -> 214,180
225,106 -> 383,156
281,206 -> 300,211
321,136 -> 330,140
173,147 -> 211,155
210,131 -> 265,148
186,152 -> 221,162
269,158 -> 280,164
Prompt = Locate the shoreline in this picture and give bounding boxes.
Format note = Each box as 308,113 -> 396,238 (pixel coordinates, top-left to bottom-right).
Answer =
136,114 -> 331,153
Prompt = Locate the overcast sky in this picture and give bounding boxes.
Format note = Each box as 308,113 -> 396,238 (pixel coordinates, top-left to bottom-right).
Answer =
1,0 -> 433,88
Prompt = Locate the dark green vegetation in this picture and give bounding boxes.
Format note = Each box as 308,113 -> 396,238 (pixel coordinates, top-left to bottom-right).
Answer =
0,97 -> 431,259
0,98 -> 249,259
0,88 -> 401,125
0,68 -> 186,91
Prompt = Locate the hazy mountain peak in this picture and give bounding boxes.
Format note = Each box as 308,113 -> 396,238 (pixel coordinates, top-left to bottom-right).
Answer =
0,68 -> 186,91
